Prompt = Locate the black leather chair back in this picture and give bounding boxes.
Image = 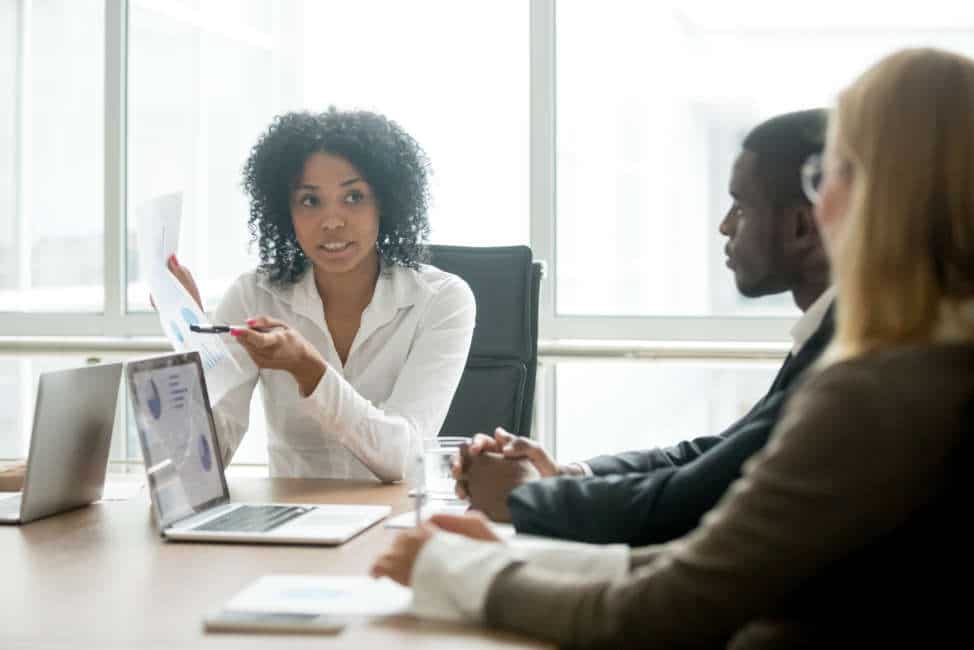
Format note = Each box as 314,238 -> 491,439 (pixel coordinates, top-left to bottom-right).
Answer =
427,245 -> 542,437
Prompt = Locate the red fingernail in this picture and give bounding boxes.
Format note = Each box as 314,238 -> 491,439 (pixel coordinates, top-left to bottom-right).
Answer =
246,318 -> 256,326
229,328 -> 241,337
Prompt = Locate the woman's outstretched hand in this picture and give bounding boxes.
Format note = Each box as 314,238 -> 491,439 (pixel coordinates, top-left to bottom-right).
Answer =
230,316 -> 327,396
152,258 -> 326,396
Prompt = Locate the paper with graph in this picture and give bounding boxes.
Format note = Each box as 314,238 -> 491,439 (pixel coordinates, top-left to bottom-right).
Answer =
136,192 -> 244,402
220,575 -> 412,617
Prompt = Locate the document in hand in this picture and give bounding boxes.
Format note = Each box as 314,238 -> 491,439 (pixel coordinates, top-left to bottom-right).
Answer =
135,192 -> 245,403
204,575 -> 411,635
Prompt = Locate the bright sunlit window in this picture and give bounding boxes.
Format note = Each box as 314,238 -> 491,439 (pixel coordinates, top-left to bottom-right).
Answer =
4,0 -> 974,466
126,0 -> 528,313
555,0 -> 974,318
0,0 -> 104,313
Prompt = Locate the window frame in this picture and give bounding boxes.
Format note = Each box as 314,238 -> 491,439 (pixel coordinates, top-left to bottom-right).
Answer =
0,0 -> 797,343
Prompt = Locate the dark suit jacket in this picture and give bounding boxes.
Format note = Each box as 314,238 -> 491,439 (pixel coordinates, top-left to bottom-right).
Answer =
507,305 -> 835,545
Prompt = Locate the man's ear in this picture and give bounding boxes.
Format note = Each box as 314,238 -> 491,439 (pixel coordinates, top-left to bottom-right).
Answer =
784,203 -> 822,251
792,203 -> 818,241
782,203 -> 828,275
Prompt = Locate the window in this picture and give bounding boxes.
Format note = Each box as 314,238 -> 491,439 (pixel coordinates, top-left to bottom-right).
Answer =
0,0 -> 104,313
124,0 -> 529,465
554,360 -> 778,461
127,0 -> 295,312
0,357 -> 29,459
0,353 -> 125,459
552,1 -> 974,324
0,1 -> 15,296
4,1 -> 974,467
546,0 -> 974,454
299,1 -> 530,250
127,0 -> 529,313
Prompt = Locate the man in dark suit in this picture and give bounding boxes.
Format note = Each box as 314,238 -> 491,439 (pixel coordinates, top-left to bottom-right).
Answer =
454,109 -> 834,545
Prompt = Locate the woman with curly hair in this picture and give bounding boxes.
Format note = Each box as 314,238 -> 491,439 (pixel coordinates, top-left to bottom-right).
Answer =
169,108 -> 475,482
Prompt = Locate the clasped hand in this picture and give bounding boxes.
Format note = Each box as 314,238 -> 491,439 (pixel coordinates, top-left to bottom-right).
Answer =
450,427 -> 570,522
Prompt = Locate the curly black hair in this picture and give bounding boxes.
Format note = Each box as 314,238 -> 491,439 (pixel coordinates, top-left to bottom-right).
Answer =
242,108 -> 432,285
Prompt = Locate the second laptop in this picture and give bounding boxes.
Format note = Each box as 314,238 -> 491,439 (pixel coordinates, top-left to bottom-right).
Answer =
126,351 -> 389,545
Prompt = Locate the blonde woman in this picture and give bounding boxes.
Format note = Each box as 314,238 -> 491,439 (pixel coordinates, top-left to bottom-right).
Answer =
372,48 -> 974,648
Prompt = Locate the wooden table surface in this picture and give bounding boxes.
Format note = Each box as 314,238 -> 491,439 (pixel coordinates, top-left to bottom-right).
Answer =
0,478 -> 551,649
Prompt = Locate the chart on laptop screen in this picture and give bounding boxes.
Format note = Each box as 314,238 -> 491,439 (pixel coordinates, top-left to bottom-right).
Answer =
132,361 -> 224,522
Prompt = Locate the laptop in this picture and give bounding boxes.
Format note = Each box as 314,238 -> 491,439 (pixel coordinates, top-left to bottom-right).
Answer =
0,362 -> 124,525
126,351 -> 390,545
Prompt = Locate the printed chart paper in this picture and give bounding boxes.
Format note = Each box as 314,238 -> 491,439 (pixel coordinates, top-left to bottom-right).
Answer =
136,192 -> 245,401
222,576 -> 412,617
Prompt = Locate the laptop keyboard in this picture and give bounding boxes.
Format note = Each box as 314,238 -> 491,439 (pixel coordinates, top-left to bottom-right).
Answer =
193,505 -> 311,534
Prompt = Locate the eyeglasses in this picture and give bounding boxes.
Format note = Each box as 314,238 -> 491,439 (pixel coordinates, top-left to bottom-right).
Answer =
802,153 -> 852,204
801,153 -> 824,204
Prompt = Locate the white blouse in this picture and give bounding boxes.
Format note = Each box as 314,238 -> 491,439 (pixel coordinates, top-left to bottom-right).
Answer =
210,263 -> 476,483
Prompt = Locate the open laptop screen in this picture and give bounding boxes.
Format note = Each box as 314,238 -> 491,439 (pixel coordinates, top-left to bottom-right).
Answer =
128,352 -> 230,529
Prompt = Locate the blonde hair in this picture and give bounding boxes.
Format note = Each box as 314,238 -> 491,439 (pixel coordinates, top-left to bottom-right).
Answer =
826,48 -> 974,362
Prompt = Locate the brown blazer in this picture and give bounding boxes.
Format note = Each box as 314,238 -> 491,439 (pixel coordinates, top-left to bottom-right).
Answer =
485,343 -> 974,648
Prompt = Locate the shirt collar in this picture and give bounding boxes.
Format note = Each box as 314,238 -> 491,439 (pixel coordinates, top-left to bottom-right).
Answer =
259,262 -> 430,333
359,264 -> 429,337
790,286 -> 836,355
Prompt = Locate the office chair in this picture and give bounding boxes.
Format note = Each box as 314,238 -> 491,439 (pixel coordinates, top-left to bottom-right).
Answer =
427,245 -> 542,438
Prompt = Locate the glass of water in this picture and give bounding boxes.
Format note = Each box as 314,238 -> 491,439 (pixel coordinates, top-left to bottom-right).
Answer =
422,436 -> 471,498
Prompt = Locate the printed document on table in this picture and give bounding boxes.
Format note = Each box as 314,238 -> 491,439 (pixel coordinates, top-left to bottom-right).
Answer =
136,192 -> 247,402
221,576 -> 412,617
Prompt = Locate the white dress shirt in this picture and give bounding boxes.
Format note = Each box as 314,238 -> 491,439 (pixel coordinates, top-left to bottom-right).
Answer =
210,263 -> 475,483
789,286 -> 836,355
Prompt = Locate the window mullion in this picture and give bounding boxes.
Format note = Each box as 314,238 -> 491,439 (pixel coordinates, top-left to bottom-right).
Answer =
104,0 -> 128,329
15,0 -> 32,301
529,0 -> 557,340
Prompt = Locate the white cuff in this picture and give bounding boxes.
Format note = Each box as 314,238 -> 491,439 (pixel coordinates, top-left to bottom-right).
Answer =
409,533 -> 630,624
509,537 -> 629,577
410,532 -> 521,623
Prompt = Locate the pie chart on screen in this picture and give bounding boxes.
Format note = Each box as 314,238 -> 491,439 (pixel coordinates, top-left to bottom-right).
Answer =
148,379 -> 162,420
198,434 -> 212,472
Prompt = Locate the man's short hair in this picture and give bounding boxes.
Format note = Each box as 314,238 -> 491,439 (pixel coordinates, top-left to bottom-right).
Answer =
742,109 -> 828,209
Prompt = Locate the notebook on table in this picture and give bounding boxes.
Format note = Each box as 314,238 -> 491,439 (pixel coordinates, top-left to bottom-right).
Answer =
204,575 -> 411,635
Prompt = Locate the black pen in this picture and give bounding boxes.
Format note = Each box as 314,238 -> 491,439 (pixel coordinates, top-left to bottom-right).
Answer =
189,324 -> 283,334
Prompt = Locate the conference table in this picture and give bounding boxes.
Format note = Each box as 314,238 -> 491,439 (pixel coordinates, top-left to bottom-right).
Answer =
0,477 -> 551,649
